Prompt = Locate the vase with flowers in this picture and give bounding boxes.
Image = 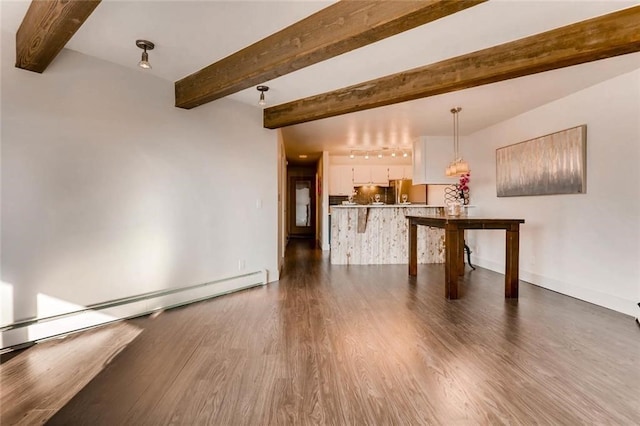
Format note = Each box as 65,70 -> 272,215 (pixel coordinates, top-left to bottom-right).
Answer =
457,172 -> 470,205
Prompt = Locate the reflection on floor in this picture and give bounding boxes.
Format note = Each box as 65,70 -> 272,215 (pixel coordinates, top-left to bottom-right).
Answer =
0,322 -> 141,425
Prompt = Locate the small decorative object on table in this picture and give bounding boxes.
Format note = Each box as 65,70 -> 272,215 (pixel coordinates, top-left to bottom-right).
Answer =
457,172 -> 470,205
446,200 -> 462,216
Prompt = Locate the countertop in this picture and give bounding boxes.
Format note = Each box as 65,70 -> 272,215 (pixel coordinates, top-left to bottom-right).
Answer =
331,203 -> 445,208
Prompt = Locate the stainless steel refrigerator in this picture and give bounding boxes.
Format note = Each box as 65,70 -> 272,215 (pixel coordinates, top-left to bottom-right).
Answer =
390,179 -> 412,204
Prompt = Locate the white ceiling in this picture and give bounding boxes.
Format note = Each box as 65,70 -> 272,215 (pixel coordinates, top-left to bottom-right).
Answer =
3,0 -> 639,163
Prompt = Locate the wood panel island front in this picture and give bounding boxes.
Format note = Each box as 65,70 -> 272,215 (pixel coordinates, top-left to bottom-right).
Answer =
330,205 -> 446,265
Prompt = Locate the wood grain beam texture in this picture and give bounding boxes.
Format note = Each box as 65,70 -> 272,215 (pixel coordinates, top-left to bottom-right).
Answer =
264,5 -> 640,129
16,0 -> 101,73
174,0 -> 487,109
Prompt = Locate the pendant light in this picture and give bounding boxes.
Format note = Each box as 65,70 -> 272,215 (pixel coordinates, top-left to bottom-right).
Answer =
445,107 -> 470,176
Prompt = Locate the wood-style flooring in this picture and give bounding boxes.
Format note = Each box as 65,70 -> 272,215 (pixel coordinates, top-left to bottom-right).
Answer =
4,239 -> 640,425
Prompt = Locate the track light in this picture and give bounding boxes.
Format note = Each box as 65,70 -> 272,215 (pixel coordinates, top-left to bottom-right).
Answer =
257,85 -> 269,106
348,149 -> 410,160
136,40 -> 154,69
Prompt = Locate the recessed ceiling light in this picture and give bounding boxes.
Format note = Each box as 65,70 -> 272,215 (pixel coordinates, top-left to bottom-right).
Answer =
299,154 -> 308,159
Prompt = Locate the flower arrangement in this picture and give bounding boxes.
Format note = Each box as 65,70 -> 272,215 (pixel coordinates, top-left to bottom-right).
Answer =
457,172 -> 470,203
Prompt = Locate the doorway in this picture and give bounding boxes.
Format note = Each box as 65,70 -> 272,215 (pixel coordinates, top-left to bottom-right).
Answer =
288,170 -> 316,239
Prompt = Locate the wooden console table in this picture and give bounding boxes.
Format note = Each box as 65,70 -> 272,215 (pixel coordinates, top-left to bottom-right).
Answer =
406,215 -> 525,299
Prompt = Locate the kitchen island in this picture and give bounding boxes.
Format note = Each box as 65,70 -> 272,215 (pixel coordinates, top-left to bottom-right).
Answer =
330,204 -> 445,265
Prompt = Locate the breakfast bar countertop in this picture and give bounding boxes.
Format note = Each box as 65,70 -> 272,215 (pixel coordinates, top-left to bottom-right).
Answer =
331,203 -> 446,208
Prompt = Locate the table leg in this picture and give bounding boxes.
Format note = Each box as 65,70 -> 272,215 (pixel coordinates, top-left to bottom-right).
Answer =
505,225 -> 520,298
445,226 -> 459,299
409,221 -> 417,276
457,229 -> 465,276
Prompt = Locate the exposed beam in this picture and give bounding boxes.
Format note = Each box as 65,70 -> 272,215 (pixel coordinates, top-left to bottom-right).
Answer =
16,0 -> 101,73
264,6 -> 640,129
175,0 -> 487,109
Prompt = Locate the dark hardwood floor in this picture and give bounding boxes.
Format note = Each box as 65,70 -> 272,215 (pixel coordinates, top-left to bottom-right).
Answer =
6,239 -> 640,425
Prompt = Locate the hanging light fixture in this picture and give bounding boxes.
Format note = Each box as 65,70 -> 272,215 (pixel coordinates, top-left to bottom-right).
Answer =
257,85 -> 269,106
446,107 -> 470,176
136,40 -> 154,69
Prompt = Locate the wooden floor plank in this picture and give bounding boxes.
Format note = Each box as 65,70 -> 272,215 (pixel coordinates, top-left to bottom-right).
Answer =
5,239 -> 639,425
0,322 -> 141,426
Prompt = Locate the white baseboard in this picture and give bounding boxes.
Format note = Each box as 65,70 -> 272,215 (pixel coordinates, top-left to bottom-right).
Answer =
472,256 -> 636,317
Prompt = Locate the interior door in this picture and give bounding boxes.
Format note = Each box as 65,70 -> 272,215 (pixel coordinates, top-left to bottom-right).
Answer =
289,176 -> 316,237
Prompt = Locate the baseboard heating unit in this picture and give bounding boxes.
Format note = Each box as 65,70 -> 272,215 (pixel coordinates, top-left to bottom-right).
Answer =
0,270 -> 267,352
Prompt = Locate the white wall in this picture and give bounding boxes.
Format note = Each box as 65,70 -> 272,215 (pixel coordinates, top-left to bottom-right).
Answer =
1,31 -> 279,328
277,131 -> 286,271
321,151 -> 330,250
464,69 -> 640,316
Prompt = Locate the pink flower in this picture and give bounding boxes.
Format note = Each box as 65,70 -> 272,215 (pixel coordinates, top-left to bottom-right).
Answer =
457,172 -> 470,195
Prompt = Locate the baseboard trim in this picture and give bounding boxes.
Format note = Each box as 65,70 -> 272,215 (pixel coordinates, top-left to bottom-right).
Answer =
471,256 -> 636,317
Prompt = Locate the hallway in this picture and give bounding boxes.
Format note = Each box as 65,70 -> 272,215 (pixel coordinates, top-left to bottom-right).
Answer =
3,240 -> 640,424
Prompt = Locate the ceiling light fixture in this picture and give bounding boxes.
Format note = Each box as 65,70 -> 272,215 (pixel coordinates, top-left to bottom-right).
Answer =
257,85 -> 269,106
445,107 -> 470,176
347,149 -> 410,160
136,40 -> 154,69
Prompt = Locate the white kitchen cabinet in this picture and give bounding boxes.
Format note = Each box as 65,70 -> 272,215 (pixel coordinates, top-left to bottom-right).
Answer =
370,165 -> 389,185
412,136 -> 458,184
352,165 -> 370,185
352,165 -> 389,185
388,165 -> 413,180
329,165 -> 354,195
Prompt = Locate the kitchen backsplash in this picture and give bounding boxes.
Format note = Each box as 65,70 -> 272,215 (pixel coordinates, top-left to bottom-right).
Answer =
352,186 -> 394,204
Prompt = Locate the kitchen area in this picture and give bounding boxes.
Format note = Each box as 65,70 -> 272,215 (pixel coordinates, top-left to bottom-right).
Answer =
327,146 -> 455,265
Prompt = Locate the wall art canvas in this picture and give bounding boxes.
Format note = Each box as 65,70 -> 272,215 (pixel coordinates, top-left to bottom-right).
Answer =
496,125 -> 586,197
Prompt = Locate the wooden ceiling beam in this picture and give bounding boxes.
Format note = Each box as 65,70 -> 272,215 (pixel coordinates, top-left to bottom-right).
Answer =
174,0 -> 487,109
264,6 -> 640,129
16,0 -> 101,73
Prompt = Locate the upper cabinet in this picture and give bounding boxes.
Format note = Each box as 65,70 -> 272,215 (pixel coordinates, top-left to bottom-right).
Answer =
353,165 -> 389,186
328,157 -> 413,194
388,165 -> 413,180
329,165 -> 353,195
412,136 -> 458,184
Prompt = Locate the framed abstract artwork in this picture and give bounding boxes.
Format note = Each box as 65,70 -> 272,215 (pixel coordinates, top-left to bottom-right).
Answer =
496,125 -> 586,197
